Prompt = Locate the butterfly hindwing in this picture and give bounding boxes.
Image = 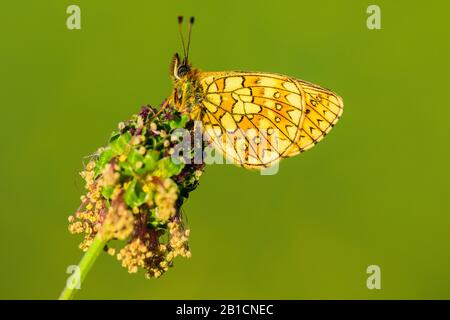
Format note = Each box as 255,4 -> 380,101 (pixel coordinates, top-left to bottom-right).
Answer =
288,79 -> 344,155
197,72 -> 343,169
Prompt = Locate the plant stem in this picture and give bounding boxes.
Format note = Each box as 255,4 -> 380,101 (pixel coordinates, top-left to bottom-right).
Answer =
58,234 -> 108,300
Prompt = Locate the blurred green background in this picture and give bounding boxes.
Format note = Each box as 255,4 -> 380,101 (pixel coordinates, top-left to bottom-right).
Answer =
1,0 -> 449,299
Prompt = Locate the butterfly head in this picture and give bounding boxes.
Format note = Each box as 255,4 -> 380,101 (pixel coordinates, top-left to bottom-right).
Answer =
171,53 -> 191,81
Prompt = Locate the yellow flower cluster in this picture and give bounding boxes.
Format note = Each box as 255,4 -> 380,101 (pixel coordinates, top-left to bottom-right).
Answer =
102,164 -> 120,189
117,237 -> 156,274
101,202 -> 134,241
68,161 -> 105,251
167,220 -> 191,260
67,104 -> 204,279
155,179 -> 178,222
116,218 -> 191,279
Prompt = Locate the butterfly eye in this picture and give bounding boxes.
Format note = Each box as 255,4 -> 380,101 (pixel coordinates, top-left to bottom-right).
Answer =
177,65 -> 190,78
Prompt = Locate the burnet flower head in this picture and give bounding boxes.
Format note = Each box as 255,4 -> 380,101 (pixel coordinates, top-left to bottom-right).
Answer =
68,103 -> 205,279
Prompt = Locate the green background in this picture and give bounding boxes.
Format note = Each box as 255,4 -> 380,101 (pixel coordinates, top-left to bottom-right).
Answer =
1,0 -> 449,299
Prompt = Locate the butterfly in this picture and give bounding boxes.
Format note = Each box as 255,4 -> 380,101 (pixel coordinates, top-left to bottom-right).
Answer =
167,17 -> 343,170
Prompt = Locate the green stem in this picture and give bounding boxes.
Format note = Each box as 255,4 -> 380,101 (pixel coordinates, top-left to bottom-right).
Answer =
58,234 -> 108,300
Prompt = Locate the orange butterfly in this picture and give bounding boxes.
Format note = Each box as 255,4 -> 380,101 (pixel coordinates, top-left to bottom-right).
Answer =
167,17 -> 343,170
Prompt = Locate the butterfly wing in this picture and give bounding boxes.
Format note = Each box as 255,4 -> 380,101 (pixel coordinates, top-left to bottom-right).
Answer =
289,79 -> 344,154
197,72 -> 343,169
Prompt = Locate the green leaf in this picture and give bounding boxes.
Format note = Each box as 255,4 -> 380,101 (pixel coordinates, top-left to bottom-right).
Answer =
109,130 -> 121,142
118,160 -> 134,177
110,132 -> 131,154
156,157 -> 184,178
169,114 -> 190,129
127,148 -> 144,165
135,150 -> 160,175
101,185 -> 115,199
124,179 -> 148,208
95,148 -> 117,176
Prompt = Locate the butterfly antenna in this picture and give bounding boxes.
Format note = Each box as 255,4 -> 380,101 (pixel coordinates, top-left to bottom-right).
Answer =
177,16 -> 187,59
186,16 -> 195,61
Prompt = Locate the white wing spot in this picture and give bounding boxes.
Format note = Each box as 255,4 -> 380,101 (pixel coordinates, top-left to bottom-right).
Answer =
283,81 -> 300,93
224,77 -> 244,91
244,102 -> 262,114
203,101 -> 218,113
287,109 -> 302,123
286,93 -> 301,106
221,113 -> 238,132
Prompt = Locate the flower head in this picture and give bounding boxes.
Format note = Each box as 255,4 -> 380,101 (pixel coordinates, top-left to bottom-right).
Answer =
68,102 -> 205,278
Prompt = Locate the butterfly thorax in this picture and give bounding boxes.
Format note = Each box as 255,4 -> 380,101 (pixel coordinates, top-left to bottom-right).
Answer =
169,67 -> 204,120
